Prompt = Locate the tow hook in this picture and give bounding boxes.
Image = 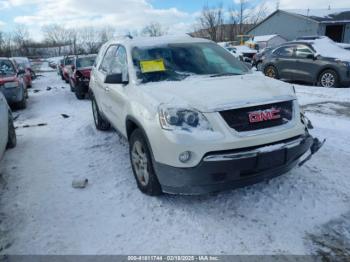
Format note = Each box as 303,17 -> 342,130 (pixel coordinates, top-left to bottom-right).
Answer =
299,138 -> 326,167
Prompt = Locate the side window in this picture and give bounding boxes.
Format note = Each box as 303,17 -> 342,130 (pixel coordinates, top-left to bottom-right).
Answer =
99,45 -> 118,73
274,46 -> 294,57
295,45 -> 314,58
94,45 -> 107,68
112,46 -> 128,74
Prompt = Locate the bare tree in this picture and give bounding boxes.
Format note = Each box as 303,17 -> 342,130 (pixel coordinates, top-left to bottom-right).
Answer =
13,25 -> 31,55
247,2 -> 269,25
196,3 -> 224,42
141,22 -> 167,37
42,25 -> 71,55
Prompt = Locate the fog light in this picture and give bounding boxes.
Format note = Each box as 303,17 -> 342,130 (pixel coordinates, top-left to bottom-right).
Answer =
179,151 -> 191,163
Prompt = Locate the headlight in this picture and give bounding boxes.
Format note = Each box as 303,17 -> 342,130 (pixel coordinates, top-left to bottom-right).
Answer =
158,104 -> 212,131
4,82 -> 19,88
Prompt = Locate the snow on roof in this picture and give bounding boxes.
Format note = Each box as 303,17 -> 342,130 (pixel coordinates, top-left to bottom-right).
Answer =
252,35 -> 279,42
304,37 -> 350,60
284,8 -> 350,21
112,35 -> 212,48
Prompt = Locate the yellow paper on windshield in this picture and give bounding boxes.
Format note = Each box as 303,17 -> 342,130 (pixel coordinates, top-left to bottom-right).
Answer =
140,59 -> 166,73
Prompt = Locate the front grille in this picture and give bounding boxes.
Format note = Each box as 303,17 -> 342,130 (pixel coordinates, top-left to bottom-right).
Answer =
220,101 -> 293,132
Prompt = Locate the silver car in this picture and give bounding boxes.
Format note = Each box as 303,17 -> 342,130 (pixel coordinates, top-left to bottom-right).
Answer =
0,92 -> 16,160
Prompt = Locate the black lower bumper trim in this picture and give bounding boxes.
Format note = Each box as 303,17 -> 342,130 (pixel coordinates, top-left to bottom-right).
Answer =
154,134 -> 314,195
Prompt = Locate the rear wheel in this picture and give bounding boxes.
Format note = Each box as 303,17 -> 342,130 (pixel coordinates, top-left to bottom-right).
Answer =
318,69 -> 339,88
69,79 -> 75,92
7,112 -> 17,149
264,65 -> 279,79
91,97 -> 110,131
129,129 -> 162,196
75,83 -> 86,100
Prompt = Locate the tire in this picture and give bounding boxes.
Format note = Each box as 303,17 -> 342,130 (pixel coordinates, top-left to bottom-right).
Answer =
7,112 -> 17,149
318,69 -> 339,88
264,65 -> 279,79
91,97 -> 110,131
70,79 -> 75,92
16,89 -> 27,109
129,129 -> 162,196
75,84 -> 85,100
61,73 -> 65,80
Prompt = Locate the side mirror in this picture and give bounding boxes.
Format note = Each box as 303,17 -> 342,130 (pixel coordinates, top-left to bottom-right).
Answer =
104,73 -> 128,85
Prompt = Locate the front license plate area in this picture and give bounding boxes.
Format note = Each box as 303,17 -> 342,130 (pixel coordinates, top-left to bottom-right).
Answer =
257,149 -> 285,170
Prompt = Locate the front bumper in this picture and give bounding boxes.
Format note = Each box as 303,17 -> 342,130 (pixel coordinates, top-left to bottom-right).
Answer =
154,134 -> 314,195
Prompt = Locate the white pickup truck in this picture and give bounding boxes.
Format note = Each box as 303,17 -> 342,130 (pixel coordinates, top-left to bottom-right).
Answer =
89,35 -> 323,195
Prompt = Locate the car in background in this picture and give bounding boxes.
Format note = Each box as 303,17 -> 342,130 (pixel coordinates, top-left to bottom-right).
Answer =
57,59 -> 64,79
68,54 -> 96,99
0,91 -> 16,161
11,57 -> 36,81
252,46 -> 274,70
62,56 -> 75,83
262,37 -> 350,88
10,57 -> 32,89
0,58 -> 28,109
227,46 -> 257,63
90,36 -> 322,195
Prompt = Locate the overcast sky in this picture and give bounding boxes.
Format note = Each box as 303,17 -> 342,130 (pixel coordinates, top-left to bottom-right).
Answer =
0,0 -> 349,40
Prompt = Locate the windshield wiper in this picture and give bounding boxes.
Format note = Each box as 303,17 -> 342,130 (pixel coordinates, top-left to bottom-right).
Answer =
210,73 -> 241,78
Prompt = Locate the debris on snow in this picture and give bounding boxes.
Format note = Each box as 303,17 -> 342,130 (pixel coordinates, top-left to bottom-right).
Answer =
72,178 -> 89,189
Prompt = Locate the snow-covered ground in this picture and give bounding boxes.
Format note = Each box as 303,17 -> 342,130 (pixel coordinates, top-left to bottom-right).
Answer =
0,66 -> 349,255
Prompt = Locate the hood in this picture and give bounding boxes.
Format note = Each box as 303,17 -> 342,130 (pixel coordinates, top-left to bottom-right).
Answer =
0,76 -> 17,85
141,74 -> 296,112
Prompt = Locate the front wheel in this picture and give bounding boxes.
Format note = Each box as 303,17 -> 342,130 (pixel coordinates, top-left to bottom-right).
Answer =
7,113 -> 17,149
129,129 -> 162,196
318,70 -> 339,88
91,98 -> 110,131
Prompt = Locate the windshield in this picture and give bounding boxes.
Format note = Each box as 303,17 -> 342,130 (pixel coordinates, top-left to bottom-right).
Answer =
77,56 -> 96,68
13,58 -> 30,68
132,42 -> 249,83
0,60 -> 16,76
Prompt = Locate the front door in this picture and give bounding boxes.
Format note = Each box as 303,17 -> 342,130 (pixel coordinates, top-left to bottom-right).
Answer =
104,45 -> 129,132
291,44 -> 319,83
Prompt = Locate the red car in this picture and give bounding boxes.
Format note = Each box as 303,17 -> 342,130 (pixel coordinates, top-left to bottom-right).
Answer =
69,55 -> 96,99
62,56 -> 75,83
0,58 -> 28,109
11,57 -> 33,88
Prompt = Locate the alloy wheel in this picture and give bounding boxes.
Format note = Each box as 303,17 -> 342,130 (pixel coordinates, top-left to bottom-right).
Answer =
321,73 -> 335,88
131,141 -> 149,186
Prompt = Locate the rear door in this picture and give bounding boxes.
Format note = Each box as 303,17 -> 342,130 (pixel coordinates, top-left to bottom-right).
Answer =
271,45 -> 295,79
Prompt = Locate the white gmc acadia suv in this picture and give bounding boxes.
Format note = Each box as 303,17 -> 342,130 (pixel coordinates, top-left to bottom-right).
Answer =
89,35 -> 323,196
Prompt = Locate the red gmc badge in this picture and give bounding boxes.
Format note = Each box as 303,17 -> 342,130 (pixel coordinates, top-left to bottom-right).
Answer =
248,108 -> 281,123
